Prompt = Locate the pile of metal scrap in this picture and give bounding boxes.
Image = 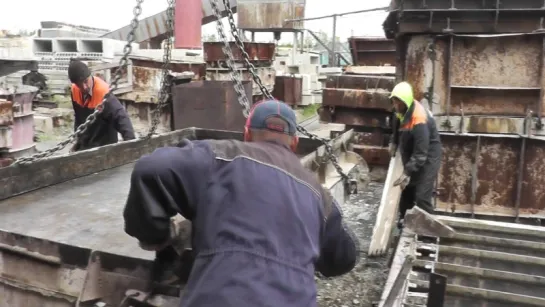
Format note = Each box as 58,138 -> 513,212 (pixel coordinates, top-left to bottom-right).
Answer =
203,41 -> 276,102
0,85 -> 38,165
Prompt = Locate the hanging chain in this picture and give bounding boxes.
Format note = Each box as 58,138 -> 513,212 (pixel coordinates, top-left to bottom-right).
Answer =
14,0 -> 145,165
218,0 -> 349,183
147,0 -> 175,137
209,0 -> 252,117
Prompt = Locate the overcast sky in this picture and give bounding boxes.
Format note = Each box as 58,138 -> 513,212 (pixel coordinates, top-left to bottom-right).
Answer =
1,0 -> 390,40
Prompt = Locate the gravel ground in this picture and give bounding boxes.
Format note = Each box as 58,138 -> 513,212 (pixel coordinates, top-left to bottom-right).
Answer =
317,182 -> 390,307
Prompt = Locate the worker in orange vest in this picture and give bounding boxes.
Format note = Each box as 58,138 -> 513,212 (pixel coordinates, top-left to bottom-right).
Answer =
68,59 -> 135,152
389,81 -> 442,227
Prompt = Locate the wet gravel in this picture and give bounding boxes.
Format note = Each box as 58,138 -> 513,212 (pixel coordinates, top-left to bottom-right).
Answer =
317,182 -> 390,307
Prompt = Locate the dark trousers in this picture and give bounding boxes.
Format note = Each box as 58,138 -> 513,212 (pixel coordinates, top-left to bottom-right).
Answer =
399,180 -> 435,219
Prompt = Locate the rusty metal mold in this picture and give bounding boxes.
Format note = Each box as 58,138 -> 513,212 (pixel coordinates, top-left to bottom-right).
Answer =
204,42 -> 276,64
131,58 -> 205,79
206,67 -> 276,97
451,35 -> 541,88
350,144 -> 390,166
448,87 -> 539,116
325,75 -> 395,91
236,0 -> 305,31
384,2 -> 545,37
318,107 -> 391,129
171,80 -> 253,132
348,37 -> 396,66
272,76 -> 302,105
0,99 -> 13,126
436,134 -> 545,218
322,88 -> 391,110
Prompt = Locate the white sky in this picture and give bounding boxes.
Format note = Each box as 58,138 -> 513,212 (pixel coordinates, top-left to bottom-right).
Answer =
1,0 -> 390,40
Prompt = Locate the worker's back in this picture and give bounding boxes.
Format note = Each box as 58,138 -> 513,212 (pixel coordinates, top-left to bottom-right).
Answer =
181,138 -> 326,307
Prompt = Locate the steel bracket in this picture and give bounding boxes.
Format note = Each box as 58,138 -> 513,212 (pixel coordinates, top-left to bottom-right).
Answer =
76,250 -> 104,306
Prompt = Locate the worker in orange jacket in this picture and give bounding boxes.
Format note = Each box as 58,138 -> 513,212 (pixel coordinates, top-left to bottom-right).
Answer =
68,59 -> 135,152
389,82 -> 442,226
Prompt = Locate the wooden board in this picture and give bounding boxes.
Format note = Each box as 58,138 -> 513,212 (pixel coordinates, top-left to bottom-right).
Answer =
368,152 -> 404,256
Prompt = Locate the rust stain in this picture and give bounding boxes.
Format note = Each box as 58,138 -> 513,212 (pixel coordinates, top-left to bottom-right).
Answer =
405,36 -> 430,102
325,75 -> 395,91
475,138 -> 518,208
450,88 -> 537,116
452,35 -> 541,88
237,1 -> 304,30
467,117 -> 519,134
0,100 -> 13,126
203,42 -> 275,62
437,135 -> 475,206
348,37 -> 396,66
520,139 -> 545,209
322,88 -> 391,110
319,108 -> 390,128
271,76 -> 302,105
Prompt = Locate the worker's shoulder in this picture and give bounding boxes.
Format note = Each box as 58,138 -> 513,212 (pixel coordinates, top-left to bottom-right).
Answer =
205,139 -> 324,194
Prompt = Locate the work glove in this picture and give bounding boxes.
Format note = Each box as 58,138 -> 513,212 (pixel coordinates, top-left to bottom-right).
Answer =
138,215 -> 192,254
388,143 -> 396,158
393,173 -> 410,190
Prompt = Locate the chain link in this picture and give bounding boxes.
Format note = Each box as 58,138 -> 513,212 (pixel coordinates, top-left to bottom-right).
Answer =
218,0 -> 350,182
146,0 -> 175,137
209,0 -> 252,117
14,0 -> 145,165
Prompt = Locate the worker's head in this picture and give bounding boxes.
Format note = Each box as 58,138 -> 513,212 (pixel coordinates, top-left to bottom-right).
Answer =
68,59 -> 92,95
244,99 -> 299,152
390,81 -> 414,120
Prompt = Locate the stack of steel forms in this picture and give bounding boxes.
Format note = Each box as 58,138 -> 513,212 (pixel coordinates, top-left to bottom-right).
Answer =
203,42 -> 276,103
319,73 -> 395,168
318,37 -> 396,169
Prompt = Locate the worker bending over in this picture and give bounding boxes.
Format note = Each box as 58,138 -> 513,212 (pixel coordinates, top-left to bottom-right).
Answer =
123,100 -> 359,307
389,82 -> 442,224
68,59 -> 135,152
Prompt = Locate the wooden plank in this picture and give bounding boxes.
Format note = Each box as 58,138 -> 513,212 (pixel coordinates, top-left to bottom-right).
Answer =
368,152 -> 404,256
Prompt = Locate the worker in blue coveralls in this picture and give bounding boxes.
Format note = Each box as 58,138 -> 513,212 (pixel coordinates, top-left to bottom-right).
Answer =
389,82 -> 442,227
123,99 -> 359,307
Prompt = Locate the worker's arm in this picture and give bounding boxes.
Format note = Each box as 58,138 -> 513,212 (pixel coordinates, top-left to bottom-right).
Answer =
71,92 -> 82,133
104,94 -> 136,140
123,140 -> 214,246
404,123 -> 430,175
315,198 -> 359,277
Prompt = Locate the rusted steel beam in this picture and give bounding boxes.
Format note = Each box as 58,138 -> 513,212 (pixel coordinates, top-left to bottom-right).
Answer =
322,88 -> 391,110
318,107 -> 391,128
348,37 -> 396,66
203,42 -> 276,63
324,75 -> 395,91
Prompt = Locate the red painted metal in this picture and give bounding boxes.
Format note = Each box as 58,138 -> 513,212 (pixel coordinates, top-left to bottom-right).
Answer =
174,0 -> 203,49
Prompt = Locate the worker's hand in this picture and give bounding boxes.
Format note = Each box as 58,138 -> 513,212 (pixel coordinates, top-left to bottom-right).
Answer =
393,173 -> 410,190
138,215 -> 192,253
69,144 -> 77,153
388,143 -> 396,158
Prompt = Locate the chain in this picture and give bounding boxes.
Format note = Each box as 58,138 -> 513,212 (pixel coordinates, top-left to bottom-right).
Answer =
14,0 -> 145,165
147,0 -> 175,137
219,0 -> 349,182
209,0 -> 252,116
